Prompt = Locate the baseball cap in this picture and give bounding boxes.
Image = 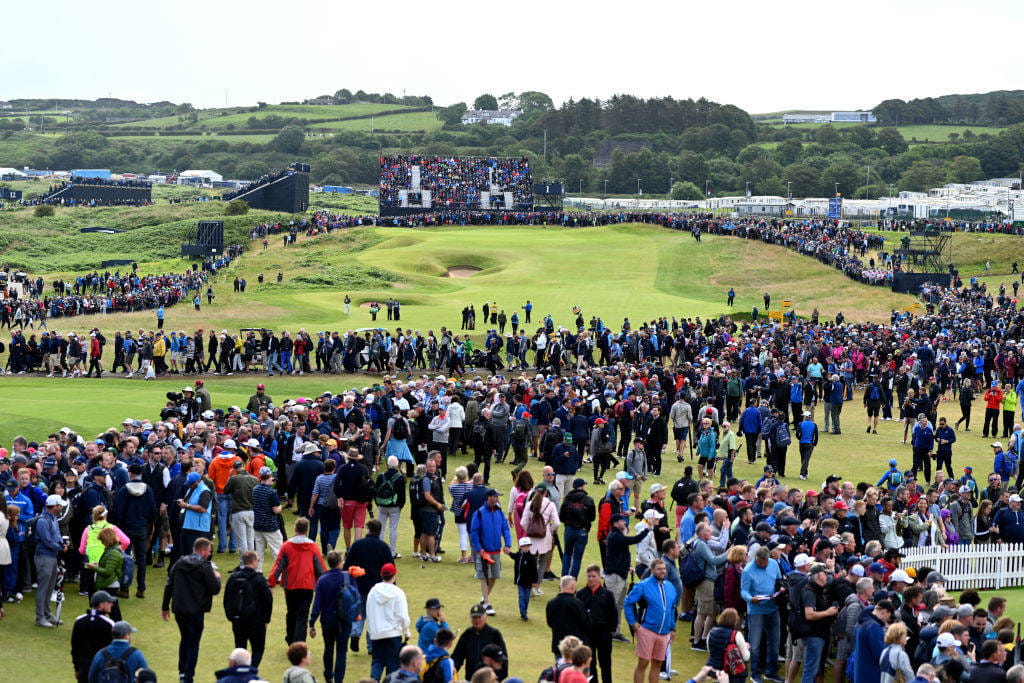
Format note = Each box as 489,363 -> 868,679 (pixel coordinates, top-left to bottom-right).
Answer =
380,563 -> 397,577
850,564 -> 865,577
257,383 -> 265,389
890,569 -> 912,584
481,644 -> 507,662
643,508 -> 665,521
91,467 -> 108,478
572,478 -> 587,489
806,489 -> 820,497
111,621 -> 137,637
764,465 -> 775,472
868,562 -> 885,574
1011,494 -> 1023,503
45,494 -> 63,507
259,466 -> 273,477
793,553 -> 810,567
825,474 -> 842,483
963,466 -> 973,472
223,438 -> 237,450
802,411 -> 811,417
186,472 -> 201,485
610,513 -> 628,524
992,441 -> 1003,449
469,604 -> 488,616
888,458 -> 897,466
518,536 -> 533,547
833,500 -> 850,511
485,488 -> 501,497
42,458 -> 57,468
425,598 -> 443,610
926,572 -> 946,585
90,590 -> 118,606
956,604 -> 974,618
936,632 -> 958,648
808,563 -> 828,576
617,470 -> 634,480
649,483 -> 665,495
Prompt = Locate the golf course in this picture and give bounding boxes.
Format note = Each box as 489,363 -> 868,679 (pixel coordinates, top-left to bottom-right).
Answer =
3,201 -> 1024,681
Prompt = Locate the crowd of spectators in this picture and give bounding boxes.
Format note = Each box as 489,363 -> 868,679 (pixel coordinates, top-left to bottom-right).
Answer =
380,155 -> 533,209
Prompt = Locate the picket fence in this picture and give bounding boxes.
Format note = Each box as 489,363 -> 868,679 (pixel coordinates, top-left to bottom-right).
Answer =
900,542 -> 1024,590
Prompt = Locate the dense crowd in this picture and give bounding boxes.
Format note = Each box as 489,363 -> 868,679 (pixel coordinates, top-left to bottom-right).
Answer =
3,251 -> 1024,681
379,156 -> 533,209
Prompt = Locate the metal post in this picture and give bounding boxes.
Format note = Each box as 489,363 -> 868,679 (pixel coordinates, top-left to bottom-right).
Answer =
637,178 -> 641,199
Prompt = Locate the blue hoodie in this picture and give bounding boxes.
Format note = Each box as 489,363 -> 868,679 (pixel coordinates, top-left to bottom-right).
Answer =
852,607 -> 886,683
624,575 -> 678,635
422,643 -> 455,682
416,615 -> 451,651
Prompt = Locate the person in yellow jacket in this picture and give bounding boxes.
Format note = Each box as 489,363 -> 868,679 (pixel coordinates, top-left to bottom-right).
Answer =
1001,383 -> 1018,439
77,506 -> 130,596
153,332 -> 168,375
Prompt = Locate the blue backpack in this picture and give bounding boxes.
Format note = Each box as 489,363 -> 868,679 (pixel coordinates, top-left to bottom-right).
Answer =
336,572 -> 363,628
678,541 -> 705,588
119,550 -> 135,588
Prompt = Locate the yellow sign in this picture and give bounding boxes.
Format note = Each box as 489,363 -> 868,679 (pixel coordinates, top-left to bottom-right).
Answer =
903,304 -> 922,313
768,311 -> 784,320
781,300 -> 792,308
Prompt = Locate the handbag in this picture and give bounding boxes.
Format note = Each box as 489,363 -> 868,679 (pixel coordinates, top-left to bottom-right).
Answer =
524,505 -> 548,539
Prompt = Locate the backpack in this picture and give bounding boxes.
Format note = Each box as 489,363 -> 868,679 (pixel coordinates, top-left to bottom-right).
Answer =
409,476 -> 425,508
22,515 -> 40,556
538,661 -> 573,682
471,420 -> 489,447
867,384 -> 881,401
375,470 -> 401,507
119,550 -> 136,588
889,469 -> 904,487
512,419 -> 529,445
391,417 -> 408,440
774,422 -> 791,447
421,653 -> 452,683
723,629 -> 747,676
97,646 -> 137,683
614,402 -> 627,419
336,572 -> 363,628
678,543 -> 705,589
713,568 -> 727,605
224,571 -> 258,621
671,477 -> 698,506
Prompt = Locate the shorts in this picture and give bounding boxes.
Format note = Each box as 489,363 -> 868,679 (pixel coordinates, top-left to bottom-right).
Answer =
635,625 -> 671,661
695,579 -> 715,615
836,638 -> 853,661
341,500 -> 368,528
156,514 -> 170,536
698,456 -> 713,467
473,551 -> 503,579
866,401 -> 881,418
673,427 -> 688,441
786,634 -> 805,663
418,508 -> 440,536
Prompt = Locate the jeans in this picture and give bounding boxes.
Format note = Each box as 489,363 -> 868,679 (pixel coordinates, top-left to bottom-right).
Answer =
802,636 -> 827,683
34,553 -> 58,622
216,493 -> 235,552
285,588 -> 314,644
718,457 -> 734,488
322,622 -> 352,683
747,610 -> 781,678
127,531 -> 148,590
175,613 -> 205,682
370,635 -> 402,681
561,526 -> 589,578
230,510 -> 255,556
518,585 -> 531,617
378,506 -> 401,554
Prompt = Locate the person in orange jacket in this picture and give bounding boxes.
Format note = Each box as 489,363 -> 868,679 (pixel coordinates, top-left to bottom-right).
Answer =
208,440 -> 243,553
269,516 -> 326,645
983,381 -> 1004,438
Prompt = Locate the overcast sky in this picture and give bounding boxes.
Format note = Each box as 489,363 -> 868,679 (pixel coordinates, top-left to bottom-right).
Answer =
5,0 -> 1022,114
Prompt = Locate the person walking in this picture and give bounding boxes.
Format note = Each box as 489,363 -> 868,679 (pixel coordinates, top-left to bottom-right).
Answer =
223,550 -> 273,669
112,463 -> 156,598
224,461 -> 259,559
161,537 -> 222,683
546,575 -> 589,659
309,550 -> 360,683
70,590 -> 116,682
740,546 -> 783,683
374,456 -> 406,559
269,517 -> 326,646
690,522 -> 730,651
87,621 -> 149,683
624,558 -> 679,683
367,562 -> 410,682
452,604 -> 509,681
576,564 -> 617,683
469,487 -> 512,615
603,511 -> 651,642
252,468 -> 283,572
796,411 -> 819,481
559,479 -> 596,579
34,493 -> 68,627
344,518 -> 394,652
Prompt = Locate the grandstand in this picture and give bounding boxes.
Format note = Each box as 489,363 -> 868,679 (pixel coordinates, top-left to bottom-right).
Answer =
38,177 -> 152,206
224,162 -> 310,213
379,155 -> 533,216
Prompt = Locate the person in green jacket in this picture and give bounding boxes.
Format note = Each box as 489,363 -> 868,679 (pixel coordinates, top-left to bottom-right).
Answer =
1001,382 -> 1018,439
87,527 -> 124,619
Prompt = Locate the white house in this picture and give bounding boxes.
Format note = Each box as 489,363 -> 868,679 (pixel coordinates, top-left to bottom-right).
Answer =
460,109 -> 522,126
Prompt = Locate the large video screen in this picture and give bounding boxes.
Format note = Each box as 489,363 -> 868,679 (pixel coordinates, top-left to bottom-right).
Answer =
379,155 -> 533,213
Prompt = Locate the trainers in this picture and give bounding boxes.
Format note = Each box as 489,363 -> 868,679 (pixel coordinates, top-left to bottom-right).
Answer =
659,673 -> 671,680
690,639 -> 708,652
543,571 -> 557,581
35,620 -> 54,628
485,604 -> 496,616
611,633 -> 630,643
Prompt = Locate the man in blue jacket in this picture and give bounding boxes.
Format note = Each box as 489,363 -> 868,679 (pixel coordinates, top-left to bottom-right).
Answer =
88,621 -> 149,682
911,414 -> 935,483
469,489 -> 512,616
309,550 -> 356,683
740,403 -> 763,464
797,411 -> 819,481
934,417 -> 957,480
825,375 -> 845,434
624,558 -> 678,683
852,599 -> 894,683
741,546 -> 783,683
35,494 -> 68,627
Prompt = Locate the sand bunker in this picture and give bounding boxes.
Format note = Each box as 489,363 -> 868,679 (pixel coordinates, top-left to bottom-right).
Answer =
445,265 -> 482,278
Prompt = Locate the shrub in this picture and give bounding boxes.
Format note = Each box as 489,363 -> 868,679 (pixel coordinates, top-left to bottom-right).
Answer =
224,199 -> 249,216
34,204 -> 55,217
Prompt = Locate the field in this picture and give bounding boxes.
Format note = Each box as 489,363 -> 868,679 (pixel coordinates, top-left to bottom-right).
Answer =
758,120 -> 1006,141
3,216 -> 1024,681
113,103 -> 416,130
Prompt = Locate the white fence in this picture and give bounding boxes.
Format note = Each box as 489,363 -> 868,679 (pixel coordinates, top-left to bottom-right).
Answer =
901,543 -> 1024,590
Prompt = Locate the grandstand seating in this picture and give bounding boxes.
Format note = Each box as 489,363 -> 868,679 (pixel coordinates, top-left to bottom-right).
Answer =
225,162 -> 310,213
379,155 -> 533,216
40,179 -> 152,206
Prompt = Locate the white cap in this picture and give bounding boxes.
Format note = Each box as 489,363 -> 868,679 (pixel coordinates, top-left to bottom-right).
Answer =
936,632 -> 957,648
518,537 -> 532,547
850,565 -> 865,577
223,439 -> 237,450
793,553 -> 811,567
1011,494 -> 1022,503
643,508 -> 665,521
45,494 -> 64,507
246,438 -> 261,448
890,569 -> 912,584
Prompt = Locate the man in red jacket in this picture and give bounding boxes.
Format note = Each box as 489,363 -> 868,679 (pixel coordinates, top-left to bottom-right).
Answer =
983,381 -> 1004,438
86,331 -> 104,378
269,517 -> 326,645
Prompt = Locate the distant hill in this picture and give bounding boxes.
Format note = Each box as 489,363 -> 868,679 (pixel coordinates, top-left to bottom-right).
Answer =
874,90 -> 1024,127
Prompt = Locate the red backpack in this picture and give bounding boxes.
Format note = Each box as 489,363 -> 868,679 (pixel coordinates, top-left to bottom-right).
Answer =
723,629 -> 746,676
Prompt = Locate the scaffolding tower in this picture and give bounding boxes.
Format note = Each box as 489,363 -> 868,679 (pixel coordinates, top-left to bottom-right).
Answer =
892,229 -> 951,274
